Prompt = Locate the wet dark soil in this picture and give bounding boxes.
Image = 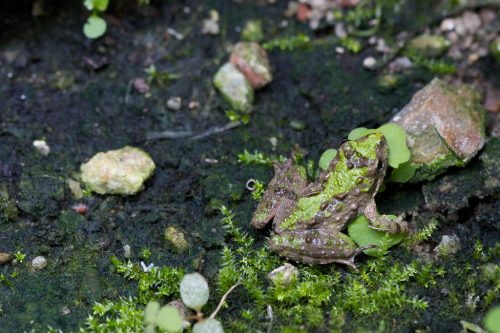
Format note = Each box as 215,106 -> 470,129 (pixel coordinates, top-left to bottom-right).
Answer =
0,1 -> 498,332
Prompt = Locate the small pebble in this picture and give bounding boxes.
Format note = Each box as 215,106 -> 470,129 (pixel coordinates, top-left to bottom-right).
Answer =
188,101 -> 200,109
362,56 -> 377,69
0,252 -> 11,265
167,97 -> 182,110
268,263 -> 299,286
435,235 -> 461,257
133,78 -> 150,94
289,120 -> 306,131
33,140 -> 50,156
31,256 -> 47,270
123,244 -> 131,259
201,10 -> 220,35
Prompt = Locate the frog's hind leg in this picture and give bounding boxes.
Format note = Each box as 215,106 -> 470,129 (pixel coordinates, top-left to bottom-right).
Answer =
364,200 -> 409,234
278,246 -> 373,272
269,229 -> 375,271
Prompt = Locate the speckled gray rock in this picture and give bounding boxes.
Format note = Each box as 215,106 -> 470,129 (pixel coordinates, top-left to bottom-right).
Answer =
407,34 -> 450,58
80,146 -> 155,195
392,78 -> 486,182
230,42 -> 272,89
213,62 -> 254,113
434,235 -> 461,257
268,263 -> 299,286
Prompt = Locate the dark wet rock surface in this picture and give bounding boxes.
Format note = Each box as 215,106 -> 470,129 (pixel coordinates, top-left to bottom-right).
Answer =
0,1 -> 498,332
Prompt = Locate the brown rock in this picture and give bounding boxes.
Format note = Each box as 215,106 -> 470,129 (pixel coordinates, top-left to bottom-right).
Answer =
0,252 -> 11,265
392,78 -> 486,181
230,42 -> 272,89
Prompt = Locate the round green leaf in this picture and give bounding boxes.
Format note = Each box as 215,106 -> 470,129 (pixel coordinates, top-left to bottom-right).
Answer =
180,273 -> 209,311
83,16 -> 107,39
144,301 -> 160,325
319,149 -> 337,171
347,215 -> 404,257
388,161 -> 417,183
376,123 -> 410,168
484,306 -> 500,333
193,319 -> 224,333
156,306 -> 183,332
348,127 -> 370,140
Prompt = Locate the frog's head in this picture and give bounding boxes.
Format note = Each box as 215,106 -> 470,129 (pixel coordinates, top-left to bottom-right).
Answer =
343,132 -> 388,178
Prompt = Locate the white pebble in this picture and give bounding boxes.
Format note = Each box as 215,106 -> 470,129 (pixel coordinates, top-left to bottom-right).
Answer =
31,256 -> 47,270
123,244 -> 131,259
33,140 -> 50,156
167,97 -> 182,110
363,57 -> 377,70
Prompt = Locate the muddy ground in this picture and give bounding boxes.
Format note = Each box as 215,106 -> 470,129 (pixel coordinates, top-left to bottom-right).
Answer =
0,0 -> 499,332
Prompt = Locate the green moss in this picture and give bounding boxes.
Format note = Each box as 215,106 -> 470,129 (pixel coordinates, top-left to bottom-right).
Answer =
412,150 -> 465,182
0,183 -> 18,224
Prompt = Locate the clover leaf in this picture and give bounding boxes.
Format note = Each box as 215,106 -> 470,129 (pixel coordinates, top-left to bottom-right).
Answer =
83,15 -> 107,39
347,215 -> 405,257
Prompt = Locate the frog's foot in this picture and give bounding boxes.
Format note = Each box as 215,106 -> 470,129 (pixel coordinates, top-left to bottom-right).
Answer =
269,229 -> 375,271
364,200 -> 409,234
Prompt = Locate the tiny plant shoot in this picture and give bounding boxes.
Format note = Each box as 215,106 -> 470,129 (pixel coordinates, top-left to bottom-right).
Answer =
83,0 -> 109,39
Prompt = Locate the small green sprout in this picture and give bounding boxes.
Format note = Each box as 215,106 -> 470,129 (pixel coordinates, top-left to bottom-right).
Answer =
237,150 -> 286,166
14,251 -> 26,263
144,301 -> 183,333
141,248 -> 152,261
249,179 -> 265,201
263,34 -> 311,51
318,149 -> 337,171
83,0 -> 109,39
144,65 -> 180,86
339,37 -> 362,54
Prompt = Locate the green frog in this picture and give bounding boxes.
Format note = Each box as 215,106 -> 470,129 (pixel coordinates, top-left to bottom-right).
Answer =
251,133 -> 408,269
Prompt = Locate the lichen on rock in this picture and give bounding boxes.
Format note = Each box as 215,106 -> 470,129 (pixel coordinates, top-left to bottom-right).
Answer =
230,42 -> 272,89
80,146 -> 155,195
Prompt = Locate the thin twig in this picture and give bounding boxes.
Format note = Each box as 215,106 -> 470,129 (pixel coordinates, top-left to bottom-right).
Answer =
146,130 -> 193,140
191,121 -> 241,141
209,282 -> 241,319
145,121 -> 241,141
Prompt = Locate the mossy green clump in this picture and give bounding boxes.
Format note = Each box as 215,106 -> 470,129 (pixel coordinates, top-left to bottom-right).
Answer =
0,183 -> 18,224
217,207 -> 430,332
241,20 -> 264,42
489,37 -> 500,63
406,34 -> 450,58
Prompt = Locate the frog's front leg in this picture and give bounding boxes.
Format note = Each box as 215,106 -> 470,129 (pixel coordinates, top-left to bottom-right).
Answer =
269,229 -> 374,271
363,200 -> 409,234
